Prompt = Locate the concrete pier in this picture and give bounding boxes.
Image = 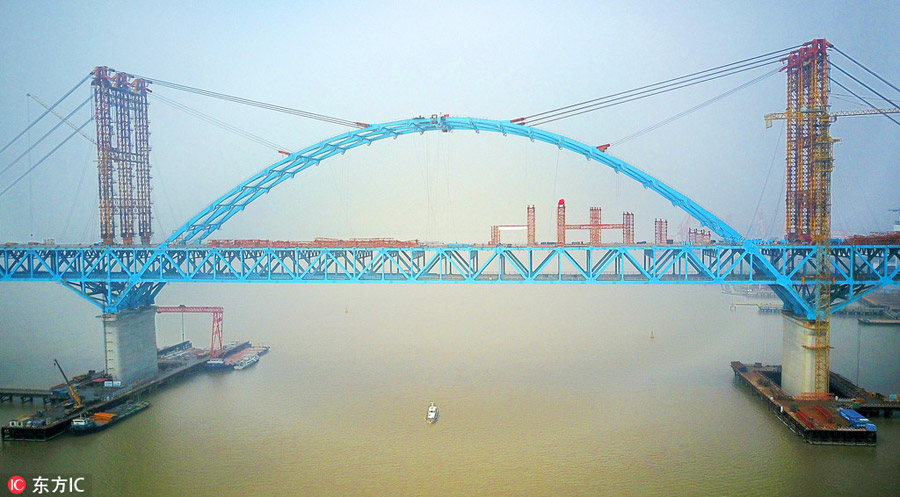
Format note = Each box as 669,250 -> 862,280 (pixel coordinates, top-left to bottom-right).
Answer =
781,314 -> 818,396
102,306 -> 158,385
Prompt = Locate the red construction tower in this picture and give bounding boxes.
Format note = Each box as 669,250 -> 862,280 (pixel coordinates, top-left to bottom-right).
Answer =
555,200 -> 634,245
687,228 -> 712,244
557,200 -> 566,246
526,205 -> 536,246
490,205 -> 537,245
654,219 -> 668,245
783,39 -> 833,243
92,67 -> 153,245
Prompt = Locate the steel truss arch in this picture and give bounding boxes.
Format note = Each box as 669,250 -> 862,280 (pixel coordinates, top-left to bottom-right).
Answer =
167,116 -> 744,245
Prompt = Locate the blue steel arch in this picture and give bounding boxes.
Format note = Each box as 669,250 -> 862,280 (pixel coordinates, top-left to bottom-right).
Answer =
167,116 -> 744,245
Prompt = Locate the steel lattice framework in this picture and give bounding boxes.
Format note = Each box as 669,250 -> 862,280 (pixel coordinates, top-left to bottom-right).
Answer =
2,115 -> 897,324
92,67 -> 153,245
2,243 -> 898,315
156,305 -> 224,358
167,116 -> 744,246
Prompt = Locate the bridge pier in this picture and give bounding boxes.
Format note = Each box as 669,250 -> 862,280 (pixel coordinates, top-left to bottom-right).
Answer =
781,314 -> 819,396
102,306 -> 159,385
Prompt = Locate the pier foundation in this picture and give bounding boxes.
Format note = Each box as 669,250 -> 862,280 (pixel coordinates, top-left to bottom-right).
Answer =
781,314 -> 818,395
102,306 -> 158,385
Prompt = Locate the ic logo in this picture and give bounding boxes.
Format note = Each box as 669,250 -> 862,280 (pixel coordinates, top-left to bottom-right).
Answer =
7,476 -> 26,495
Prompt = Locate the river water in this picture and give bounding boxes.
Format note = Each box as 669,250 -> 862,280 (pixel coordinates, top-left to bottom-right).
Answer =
1,285 -> 898,496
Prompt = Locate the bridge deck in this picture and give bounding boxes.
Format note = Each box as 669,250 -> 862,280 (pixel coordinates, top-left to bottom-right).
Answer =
1,243 -> 898,315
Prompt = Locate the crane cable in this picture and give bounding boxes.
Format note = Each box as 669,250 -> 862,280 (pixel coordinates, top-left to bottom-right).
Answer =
513,45 -> 800,126
0,73 -> 92,156
831,63 -> 900,120
0,117 -> 93,199
830,75 -> 900,127
610,68 -> 779,146
134,75 -> 368,129
524,58 -> 785,127
833,47 -> 900,95
151,93 -> 291,152
0,96 -> 93,178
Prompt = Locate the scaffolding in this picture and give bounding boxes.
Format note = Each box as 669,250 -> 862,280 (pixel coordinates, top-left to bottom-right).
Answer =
782,39 -> 835,394
555,200 -> 634,245
687,228 -> 712,244
92,67 -> 152,245
490,205 -> 537,245
654,219 -> 669,244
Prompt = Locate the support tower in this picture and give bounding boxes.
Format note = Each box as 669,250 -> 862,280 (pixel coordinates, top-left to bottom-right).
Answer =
92,67 -> 152,245
782,39 -> 835,394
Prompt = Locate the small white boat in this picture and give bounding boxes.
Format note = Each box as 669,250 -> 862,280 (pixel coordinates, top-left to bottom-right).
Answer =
425,402 -> 439,424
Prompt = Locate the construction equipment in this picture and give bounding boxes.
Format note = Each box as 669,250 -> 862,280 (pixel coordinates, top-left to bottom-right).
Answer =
53,358 -> 83,410
764,107 -> 900,128
27,93 -> 96,145
155,305 -> 224,359
768,40 -> 899,394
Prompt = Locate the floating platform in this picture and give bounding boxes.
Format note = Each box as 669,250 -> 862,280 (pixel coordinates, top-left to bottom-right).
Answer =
858,318 -> 900,326
731,362 -> 900,446
2,351 -> 209,442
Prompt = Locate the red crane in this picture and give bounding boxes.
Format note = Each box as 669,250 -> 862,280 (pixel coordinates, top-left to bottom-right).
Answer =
156,305 -> 224,359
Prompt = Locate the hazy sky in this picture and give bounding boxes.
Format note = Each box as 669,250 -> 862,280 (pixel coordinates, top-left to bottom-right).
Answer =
1,0 -> 898,245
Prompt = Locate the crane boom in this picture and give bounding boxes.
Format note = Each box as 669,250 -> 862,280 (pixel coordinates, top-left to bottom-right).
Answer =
27,93 -> 96,145
53,358 -> 83,409
765,107 -> 900,127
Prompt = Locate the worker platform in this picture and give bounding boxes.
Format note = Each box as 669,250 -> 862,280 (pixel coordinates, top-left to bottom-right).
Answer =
731,362 -> 899,446
0,387 -> 55,404
1,346 -> 209,442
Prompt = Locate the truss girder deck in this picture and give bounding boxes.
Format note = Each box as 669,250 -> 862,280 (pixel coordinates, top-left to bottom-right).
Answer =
2,244 -> 897,315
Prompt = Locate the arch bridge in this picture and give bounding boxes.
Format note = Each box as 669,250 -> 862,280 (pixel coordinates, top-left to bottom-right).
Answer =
1,117 -> 897,318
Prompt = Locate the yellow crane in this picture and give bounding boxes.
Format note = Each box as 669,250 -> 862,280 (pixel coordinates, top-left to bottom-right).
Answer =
764,107 -> 900,128
53,358 -> 83,410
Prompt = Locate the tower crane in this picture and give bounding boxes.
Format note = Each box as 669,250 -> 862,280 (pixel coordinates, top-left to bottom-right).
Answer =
764,107 -> 900,128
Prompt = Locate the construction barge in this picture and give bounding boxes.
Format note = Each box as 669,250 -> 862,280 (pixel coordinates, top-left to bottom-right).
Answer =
731,361 -> 900,446
1,340 -> 266,442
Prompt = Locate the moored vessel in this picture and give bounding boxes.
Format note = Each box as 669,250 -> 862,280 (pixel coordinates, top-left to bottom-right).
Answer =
70,400 -> 151,436
234,354 -> 259,370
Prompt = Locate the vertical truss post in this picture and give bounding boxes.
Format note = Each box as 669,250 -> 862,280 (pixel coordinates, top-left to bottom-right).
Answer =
590,207 -> 601,245
490,225 -> 500,245
133,79 -> 152,244
113,73 -> 135,245
655,219 -> 668,244
92,67 -> 116,245
557,199 -> 566,246
526,205 -> 536,246
623,212 -> 635,244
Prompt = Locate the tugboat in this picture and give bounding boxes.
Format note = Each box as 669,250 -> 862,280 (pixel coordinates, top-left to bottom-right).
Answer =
70,400 -> 151,436
233,354 -> 259,370
425,402 -> 439,424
